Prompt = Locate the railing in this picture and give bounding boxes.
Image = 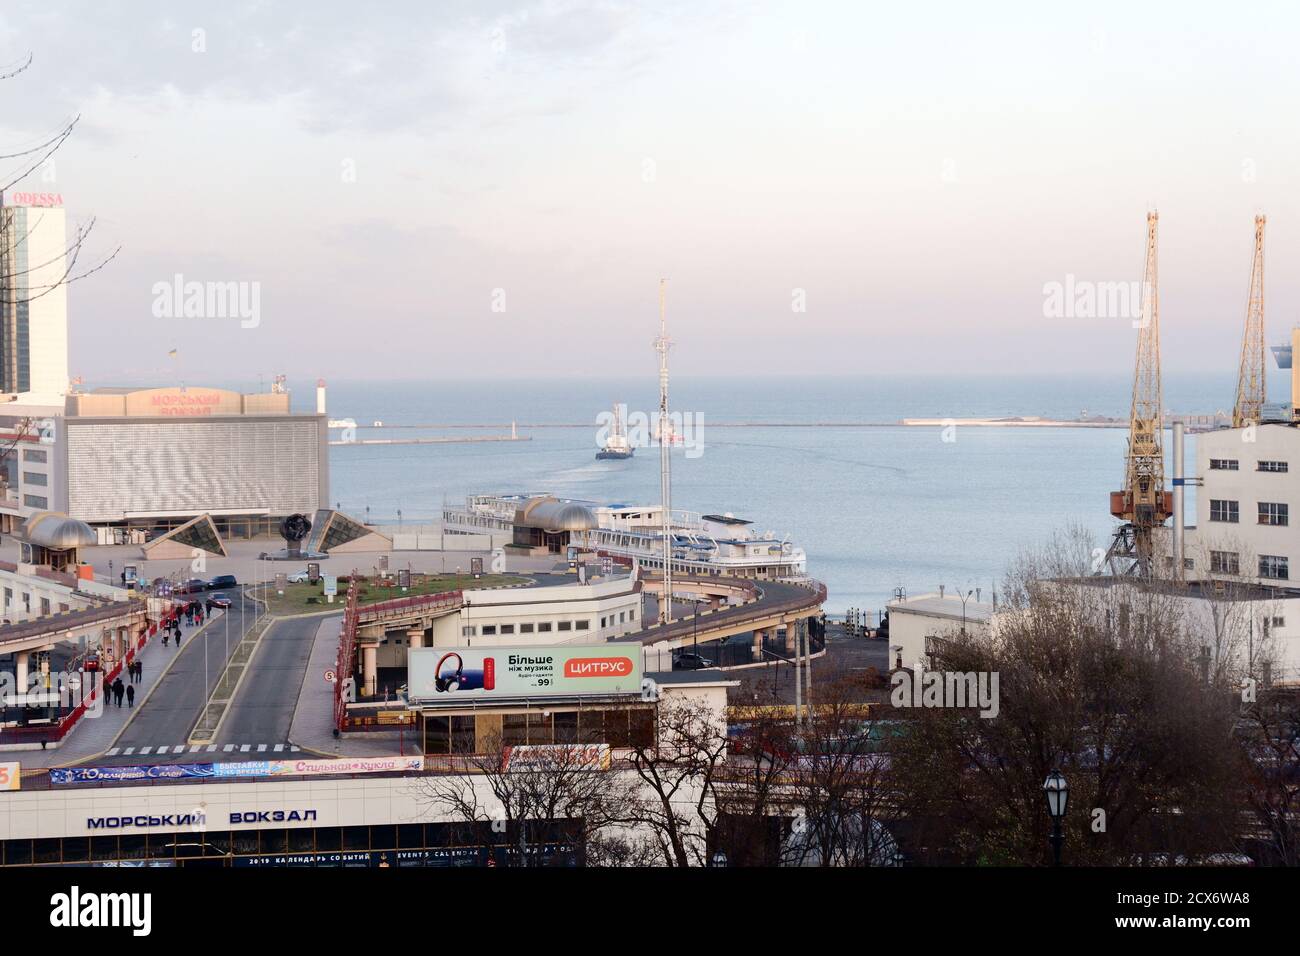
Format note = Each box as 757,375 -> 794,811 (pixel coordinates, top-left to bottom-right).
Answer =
1,607 -> 180,746
356,589 -> 464,623
333,578 -> 359,735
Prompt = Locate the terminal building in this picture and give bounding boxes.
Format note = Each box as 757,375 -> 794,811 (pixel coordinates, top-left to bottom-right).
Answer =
0,384 -> 329,540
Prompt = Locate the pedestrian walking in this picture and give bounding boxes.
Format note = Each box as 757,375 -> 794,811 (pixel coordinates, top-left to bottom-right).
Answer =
126,684 -> 135,707
113,678 -> 124,708
163,631 -> 169,647
174,628 -> 182,647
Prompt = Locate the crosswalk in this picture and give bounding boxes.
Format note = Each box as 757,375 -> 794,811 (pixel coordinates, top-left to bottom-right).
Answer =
105,743 -> 301,757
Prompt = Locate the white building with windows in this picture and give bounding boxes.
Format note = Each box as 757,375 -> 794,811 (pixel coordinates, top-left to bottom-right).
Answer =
1183,423 -> 1297,585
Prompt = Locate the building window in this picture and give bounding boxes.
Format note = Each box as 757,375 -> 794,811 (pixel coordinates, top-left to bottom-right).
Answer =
461,626 -> 476,638
39,598 -> 49,616
500,624 -> 515,635
481,625 -> 497,636
557,621 -> 572,631
21,471 -> 46,487
538,622 -> 552,632
1209,459 -> 1239,471
629,608 -> 636,621
1258,502 -> 1289,526
22,448 -> 46,463
1258,460 -> 1289,473
1272,616 -> 1285,628
22,494 -> 46,509
600,617 -> 607,628
575,620 -> 589,630
1210,551 -> 1240,575
1209,499 -> 1239,523
520,623 -> 534,633
1260,555 -> 1289,580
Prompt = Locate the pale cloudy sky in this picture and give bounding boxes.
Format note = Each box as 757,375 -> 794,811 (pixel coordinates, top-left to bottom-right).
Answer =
0,0 -> 1296,383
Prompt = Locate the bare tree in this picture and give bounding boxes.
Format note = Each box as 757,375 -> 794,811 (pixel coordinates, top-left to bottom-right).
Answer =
0,51 -> 120,310
417,736 -> 630,867
781,671 -> 897,866
622,696 -> 731,867
890,529 -> 1246,866
1238,684 -> 1300,866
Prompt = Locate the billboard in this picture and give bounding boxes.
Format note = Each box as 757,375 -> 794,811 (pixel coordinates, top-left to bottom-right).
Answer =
408,645 -> 641,702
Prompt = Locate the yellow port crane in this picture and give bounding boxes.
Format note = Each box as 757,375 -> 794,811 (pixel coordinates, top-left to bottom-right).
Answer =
1104,212 -> 1172,577
1233,215 -> 1266,428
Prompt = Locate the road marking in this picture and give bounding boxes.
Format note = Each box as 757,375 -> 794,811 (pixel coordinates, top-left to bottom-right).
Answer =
257,744 -> 267,752
106,748 -> 120,756
190,745 -> 202,753
156,746 -> 169,754
223,744 -> 234,752
291,745 -> 300,752
240,744 -> 250,752
140,746 -> 153,754
274,744 -> 284,752
123,747 -> 135,755
206,745 -> 217,752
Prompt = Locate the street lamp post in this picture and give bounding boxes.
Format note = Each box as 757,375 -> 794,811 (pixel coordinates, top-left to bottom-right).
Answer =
1043,769 -> 1069,866
958,588 -> 973,634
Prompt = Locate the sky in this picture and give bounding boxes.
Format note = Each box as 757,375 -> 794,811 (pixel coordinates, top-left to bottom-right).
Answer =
0,0 -> 1297,385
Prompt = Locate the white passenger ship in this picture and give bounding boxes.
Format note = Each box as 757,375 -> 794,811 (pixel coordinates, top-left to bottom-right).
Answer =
443,493 -> 807,581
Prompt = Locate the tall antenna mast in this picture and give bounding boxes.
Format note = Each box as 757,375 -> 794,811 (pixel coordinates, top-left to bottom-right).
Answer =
655,278 -> 674,625
1233,215 -> 1266,428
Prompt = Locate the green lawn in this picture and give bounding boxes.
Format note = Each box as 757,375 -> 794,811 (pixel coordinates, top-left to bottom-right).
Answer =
251,573 -> 526,616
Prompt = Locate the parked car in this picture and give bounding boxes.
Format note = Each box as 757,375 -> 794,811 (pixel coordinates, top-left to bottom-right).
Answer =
207,574 -> 238,590
287,570 -> 311,584
176,579 -> 207,594
673,652 -> 715,671
206,593 -> 233,611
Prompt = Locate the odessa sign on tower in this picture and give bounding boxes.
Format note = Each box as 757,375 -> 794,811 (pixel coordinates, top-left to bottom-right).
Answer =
407,645 -> 642,701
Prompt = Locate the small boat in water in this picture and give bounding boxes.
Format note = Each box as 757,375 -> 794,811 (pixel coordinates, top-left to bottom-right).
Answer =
596,403 -> 634,460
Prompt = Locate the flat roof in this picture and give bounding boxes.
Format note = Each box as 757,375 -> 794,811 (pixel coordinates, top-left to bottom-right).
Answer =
888,593 -> 996,623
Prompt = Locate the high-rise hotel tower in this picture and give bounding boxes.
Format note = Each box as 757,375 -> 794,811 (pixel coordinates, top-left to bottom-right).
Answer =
0,190 -> 69,400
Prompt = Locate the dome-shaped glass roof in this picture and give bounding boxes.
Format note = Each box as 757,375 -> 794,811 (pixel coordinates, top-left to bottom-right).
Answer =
21,511 -> 97,549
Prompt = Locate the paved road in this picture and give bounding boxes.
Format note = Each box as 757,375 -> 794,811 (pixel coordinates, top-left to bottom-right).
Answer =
215,615 -> 322,748
110,599 -> 259,760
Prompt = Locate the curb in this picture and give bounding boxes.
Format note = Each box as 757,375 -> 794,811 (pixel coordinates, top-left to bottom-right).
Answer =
199,616 -> 276,744
54,613 -> 224,768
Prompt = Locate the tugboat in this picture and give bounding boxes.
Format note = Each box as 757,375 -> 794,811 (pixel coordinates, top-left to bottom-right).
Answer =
596,403 -> 634,460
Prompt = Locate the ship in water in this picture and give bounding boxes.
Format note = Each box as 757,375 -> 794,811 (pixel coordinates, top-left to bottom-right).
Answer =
443,493 -> 807,580
595,403 -> 634,460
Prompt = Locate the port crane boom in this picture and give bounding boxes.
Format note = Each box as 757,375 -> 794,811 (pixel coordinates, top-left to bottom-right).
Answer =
1105,212 -> 1171,577
1233,215 -> 1266,428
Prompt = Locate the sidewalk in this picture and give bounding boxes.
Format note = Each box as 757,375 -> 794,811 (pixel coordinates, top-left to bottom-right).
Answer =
16,610 -> 224,770
289,615 -> 413,757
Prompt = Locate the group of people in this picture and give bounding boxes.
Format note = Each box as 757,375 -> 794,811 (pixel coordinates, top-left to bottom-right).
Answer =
97,599 -> 207,709
106,675 -> 134,708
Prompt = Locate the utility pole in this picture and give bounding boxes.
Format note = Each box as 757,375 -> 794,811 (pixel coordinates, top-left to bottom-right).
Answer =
654,278 -> 674,625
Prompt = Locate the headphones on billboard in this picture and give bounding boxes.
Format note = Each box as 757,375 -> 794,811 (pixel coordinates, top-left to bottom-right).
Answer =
435,652 -> 464,692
